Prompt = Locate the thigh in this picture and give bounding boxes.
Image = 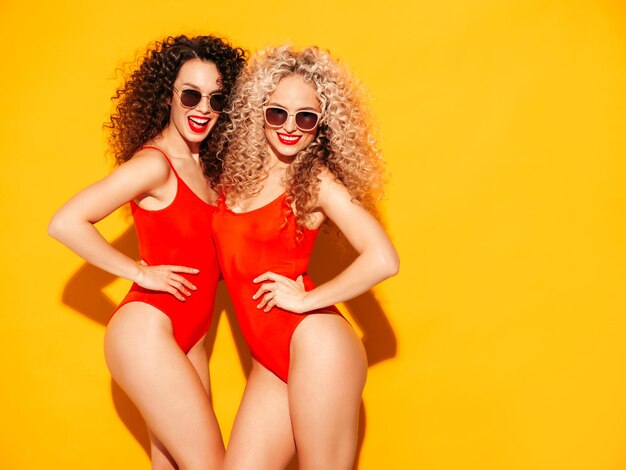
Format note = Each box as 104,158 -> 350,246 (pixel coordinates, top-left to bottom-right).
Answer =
224,359 -> 295,470
149,333 -> 220,470
288,314 -> 367,469
186,334 -> 224,451
186,334 -> 211,396
104,302 -> 224,468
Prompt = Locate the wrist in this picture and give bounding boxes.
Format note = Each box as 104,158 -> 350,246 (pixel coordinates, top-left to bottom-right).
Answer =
301,289 -> 317,312
130,263 -> 144,284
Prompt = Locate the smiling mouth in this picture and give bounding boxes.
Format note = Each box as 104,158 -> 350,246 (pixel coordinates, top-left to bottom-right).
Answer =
188,116 -> 210,133
277,133 -> 302,145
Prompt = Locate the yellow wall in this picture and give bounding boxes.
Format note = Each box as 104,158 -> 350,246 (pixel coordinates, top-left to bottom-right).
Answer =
2,0 -> 626,468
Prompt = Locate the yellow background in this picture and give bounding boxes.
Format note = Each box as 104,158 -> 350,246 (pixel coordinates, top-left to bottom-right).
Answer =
2,0 -> 626,468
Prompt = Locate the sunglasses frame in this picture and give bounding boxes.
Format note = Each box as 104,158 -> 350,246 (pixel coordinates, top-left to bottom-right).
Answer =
173,87 -> 226,113
262,105 -> 322,132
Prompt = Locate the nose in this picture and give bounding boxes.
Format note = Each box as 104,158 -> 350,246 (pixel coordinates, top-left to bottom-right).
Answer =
195,96 -> 211,114
283,114 -> 297,133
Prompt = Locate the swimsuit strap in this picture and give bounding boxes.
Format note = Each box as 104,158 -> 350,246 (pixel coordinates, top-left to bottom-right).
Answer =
139,145 -> 215,207
139,145 -> 181,179
216,191 -> 227,210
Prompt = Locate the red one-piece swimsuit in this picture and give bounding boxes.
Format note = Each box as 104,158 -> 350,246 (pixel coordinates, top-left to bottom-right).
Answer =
212,192 -> 340,382
111,146 -> 220,353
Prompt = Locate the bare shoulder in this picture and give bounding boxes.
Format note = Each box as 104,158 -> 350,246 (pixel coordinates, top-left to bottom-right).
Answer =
317,168 -> 351,208
317,167 -> 337,186
127,147 -> 171,175
113,147 -> 171,186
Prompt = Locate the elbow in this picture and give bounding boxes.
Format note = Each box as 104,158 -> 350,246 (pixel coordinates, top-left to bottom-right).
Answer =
377,249 -> 400,280
387,250 -> 400,278
48,212 -> 68,241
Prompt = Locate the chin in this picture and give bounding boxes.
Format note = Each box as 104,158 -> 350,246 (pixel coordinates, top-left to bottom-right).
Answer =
188,132 -> 209,142
190,126 -> 217,143
272,140 -> 311,159
279,146 -> 303,157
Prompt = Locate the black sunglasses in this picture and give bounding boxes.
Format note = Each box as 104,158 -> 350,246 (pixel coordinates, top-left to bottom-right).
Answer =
173,87 -> 226,113
263,105 -> 322,132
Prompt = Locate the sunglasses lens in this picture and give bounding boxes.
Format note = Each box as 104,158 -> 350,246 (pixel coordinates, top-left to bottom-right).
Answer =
295,111 -> 320,131
180,89 -> 202,107
265,107 -> 288,126
209,93 -> 226,112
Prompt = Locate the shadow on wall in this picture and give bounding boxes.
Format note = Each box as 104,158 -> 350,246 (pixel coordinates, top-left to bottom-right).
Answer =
62,224 -> 396,468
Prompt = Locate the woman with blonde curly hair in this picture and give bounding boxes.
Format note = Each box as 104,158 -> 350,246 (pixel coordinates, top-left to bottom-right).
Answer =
212,45 -> 399,469
48,35 -> 246,468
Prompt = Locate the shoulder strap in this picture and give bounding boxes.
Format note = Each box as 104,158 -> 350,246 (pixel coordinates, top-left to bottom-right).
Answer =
139,145 -> 180,178
216,191 -> 226,209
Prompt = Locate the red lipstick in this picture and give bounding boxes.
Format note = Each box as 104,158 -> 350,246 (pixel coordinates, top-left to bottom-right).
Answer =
188,115 -> 210,133
277,133 -> 302,145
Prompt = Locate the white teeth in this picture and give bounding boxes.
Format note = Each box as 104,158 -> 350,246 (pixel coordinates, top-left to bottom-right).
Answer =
280,135 -> 299,142
189,117 -> 209,125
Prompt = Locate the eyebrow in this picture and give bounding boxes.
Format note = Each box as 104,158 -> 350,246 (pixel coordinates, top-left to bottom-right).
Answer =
267,102 -> 321,112
180,82 -> 222,93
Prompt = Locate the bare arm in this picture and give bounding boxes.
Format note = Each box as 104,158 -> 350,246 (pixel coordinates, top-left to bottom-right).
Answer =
253,174 -> 399,313
48,151 -> 198,301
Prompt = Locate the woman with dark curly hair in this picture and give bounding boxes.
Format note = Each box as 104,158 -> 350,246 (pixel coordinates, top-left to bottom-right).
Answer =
49,35 -> 245,469
212,45 -> 399,469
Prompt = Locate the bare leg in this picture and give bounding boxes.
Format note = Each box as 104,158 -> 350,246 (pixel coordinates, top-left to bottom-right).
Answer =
149,430 -> 177,470
148,334 -> 224,470
289,315 -> 367,470
104,303 -> 224,470
186,334 -> 211,394
224,359 -> 296,470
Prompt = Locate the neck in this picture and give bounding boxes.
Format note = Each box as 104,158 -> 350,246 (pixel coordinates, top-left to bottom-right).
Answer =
265,143 -> 293,174
155,123 -> 201,161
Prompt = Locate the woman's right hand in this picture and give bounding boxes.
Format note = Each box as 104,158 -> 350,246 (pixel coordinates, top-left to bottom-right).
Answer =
136,260 -> 199,301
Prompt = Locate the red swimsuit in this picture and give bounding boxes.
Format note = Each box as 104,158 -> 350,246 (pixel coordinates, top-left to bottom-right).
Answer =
212,193 -> 340,382
112,146 -> 220,353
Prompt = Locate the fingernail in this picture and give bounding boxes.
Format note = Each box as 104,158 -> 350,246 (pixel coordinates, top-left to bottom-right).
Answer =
257,303 -> 261,308
252,294 -> 257,299
194,269 -> 200,273
253,278 -> 257,283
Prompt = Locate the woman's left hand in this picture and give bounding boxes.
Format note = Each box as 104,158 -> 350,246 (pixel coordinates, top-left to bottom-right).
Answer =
253,272 -> 309,313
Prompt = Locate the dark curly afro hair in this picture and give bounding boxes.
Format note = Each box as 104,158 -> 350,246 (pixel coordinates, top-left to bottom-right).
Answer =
106,35 -> 247,187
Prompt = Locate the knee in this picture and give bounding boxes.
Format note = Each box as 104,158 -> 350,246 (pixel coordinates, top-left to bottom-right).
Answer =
178,453 -> 224,470
298,444 -> 356,470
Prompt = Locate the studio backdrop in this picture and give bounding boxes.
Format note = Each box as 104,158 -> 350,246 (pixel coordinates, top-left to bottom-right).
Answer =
2,1 -> 625,469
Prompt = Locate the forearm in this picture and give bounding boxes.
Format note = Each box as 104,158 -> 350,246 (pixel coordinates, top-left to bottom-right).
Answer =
303,249 -> 399,311
48,217 -> 141,282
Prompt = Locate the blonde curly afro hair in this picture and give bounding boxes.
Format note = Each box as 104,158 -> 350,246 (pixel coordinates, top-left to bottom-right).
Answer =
217,45 -> 384,227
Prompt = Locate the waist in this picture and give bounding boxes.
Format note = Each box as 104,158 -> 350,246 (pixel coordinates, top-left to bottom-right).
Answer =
140,252 -> 218,269
136,231 -> 216,265
221,259 -> 309,281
